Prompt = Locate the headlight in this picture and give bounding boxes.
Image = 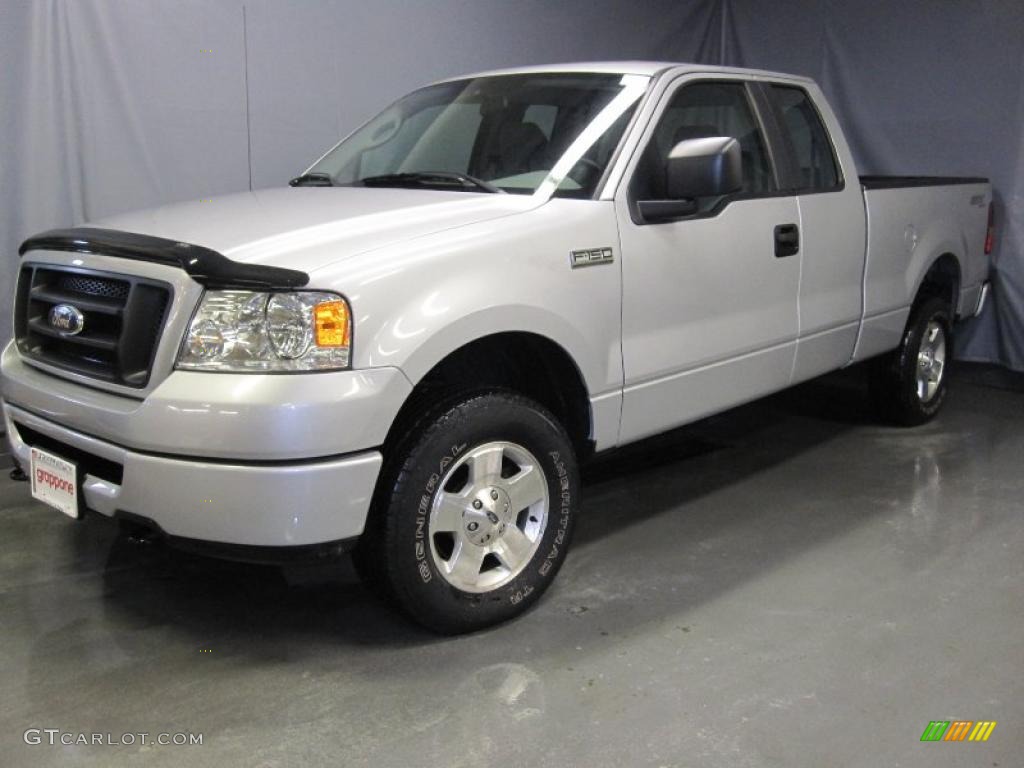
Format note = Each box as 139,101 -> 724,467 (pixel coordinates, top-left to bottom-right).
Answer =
177,290 -> 351,372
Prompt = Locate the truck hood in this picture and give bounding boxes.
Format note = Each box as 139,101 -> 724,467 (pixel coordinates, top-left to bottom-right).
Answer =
90,187 -> 541,274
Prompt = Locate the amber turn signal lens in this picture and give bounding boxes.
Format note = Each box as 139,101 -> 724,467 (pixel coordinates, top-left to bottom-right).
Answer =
313,300 -> 350,347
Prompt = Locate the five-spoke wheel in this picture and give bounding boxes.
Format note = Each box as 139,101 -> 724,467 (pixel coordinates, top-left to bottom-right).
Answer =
915,320 -> 946,403
429,441 -> 549,593
354,391 -> 578,634
871,296 -> 953,425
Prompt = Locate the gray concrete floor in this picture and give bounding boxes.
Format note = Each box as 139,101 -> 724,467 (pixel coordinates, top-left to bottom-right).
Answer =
1,365 -> 1021,768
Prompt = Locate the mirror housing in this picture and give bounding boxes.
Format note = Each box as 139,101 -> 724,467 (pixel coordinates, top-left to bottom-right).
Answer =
666,136 -> 742,200
637,136 -> 743,223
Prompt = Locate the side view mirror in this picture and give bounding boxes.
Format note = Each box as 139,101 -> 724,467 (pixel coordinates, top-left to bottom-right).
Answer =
638,136 -> 743,222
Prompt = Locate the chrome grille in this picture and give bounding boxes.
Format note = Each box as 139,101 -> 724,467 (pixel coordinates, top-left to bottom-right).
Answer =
14,265 -> 172,388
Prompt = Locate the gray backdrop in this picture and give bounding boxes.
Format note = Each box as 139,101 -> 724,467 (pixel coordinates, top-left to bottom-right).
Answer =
2,0 -> 1022,369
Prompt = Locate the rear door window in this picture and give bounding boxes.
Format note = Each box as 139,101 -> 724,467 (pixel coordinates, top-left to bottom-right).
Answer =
768,85 -> 841,191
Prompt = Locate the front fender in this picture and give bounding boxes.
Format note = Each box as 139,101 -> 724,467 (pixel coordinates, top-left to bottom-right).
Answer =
329,198 -> 624,398
393,305 -> 600,390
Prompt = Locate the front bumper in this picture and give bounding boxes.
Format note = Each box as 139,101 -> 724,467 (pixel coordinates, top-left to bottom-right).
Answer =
1,344 -> 413,547
4,402 -> 383,546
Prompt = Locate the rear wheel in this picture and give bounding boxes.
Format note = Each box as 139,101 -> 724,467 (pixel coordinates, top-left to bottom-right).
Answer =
355,391 -> 578,634
870,296 -> 952,426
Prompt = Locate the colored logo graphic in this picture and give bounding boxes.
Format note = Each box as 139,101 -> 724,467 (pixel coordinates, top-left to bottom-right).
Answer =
920,721 -> 997,742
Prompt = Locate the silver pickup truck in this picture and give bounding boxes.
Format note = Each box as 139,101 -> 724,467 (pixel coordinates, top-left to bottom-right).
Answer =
4,62 -> 993,632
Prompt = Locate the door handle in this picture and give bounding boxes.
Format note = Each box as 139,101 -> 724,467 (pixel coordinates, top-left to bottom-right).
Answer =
774,223 -> 800,258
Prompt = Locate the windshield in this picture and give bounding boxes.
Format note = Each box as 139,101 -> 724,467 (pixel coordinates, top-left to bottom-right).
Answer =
304,72 -> 649,198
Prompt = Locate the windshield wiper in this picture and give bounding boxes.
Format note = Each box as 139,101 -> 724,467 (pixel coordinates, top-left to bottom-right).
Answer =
359,171 -> 503,194
289,172 -> 334,187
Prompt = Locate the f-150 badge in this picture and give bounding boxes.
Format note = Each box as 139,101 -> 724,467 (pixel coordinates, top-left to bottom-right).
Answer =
570,247 -> 614,268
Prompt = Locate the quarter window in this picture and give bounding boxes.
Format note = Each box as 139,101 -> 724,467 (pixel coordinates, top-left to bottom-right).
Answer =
768,85 -> 840,191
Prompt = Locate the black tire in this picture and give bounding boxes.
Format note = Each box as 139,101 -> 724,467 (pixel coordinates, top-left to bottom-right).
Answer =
355,390 -> 578,634
870,296 -> 953,426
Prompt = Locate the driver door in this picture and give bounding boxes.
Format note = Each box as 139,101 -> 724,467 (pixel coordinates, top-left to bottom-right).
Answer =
615,77 -> 800,444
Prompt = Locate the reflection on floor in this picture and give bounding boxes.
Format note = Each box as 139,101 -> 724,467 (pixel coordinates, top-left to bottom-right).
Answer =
0,363 -> 1021,767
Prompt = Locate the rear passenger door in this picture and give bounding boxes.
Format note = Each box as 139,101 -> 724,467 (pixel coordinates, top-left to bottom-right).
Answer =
615,77 -> 801,444
763,83 -> 867,381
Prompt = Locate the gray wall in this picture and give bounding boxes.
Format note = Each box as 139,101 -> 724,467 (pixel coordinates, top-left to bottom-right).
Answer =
2,0 -> 1022,369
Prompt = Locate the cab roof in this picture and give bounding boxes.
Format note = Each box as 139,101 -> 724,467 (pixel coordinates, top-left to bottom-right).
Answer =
438,61 -> 813,85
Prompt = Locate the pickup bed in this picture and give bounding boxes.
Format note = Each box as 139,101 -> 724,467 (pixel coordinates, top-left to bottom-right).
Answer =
3,62 -> 992,632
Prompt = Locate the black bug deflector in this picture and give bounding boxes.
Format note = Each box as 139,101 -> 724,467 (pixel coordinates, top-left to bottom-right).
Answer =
19,227 -> 309,289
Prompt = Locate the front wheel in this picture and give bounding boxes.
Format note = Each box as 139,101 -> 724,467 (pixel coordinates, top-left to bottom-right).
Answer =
356,391 -> 578,634
870,296 -> 953,426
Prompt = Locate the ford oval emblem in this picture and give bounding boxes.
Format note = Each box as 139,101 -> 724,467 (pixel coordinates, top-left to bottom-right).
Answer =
48,304 -> 86,336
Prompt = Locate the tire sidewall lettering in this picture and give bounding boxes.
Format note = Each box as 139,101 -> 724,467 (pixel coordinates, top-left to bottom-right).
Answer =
539,449 -> 572,578
414,441 -> 468,584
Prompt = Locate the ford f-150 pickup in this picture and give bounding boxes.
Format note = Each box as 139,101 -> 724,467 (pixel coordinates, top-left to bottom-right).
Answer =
3,62 -> 993,632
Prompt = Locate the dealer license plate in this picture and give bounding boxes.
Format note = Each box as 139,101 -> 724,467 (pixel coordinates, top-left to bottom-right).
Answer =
29,446 -> 79,519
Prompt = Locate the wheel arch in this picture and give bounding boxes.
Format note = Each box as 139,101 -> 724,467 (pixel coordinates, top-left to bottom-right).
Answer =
913,251 -> 961,317
384,325 -> 596,460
